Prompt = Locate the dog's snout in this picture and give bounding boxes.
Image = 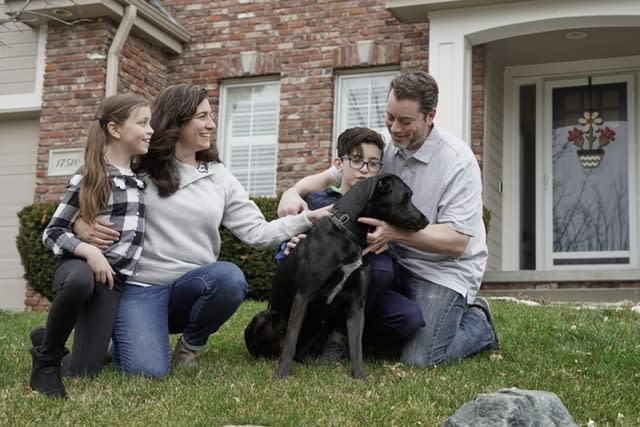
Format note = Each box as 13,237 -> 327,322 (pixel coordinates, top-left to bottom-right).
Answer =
406,211 -> 428,231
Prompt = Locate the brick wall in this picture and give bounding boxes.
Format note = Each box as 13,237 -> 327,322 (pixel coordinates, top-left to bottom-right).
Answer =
24,284 -> 51,313
471,44 -> 486,173
118,34 -> 168,98
35,19 -> 113,203
35,18 -> 169,203
163,0 -> 430,190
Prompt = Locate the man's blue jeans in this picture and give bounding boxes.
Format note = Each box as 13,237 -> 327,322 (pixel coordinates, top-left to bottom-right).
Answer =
112,261 -> 248,377
399,267 -> 496,367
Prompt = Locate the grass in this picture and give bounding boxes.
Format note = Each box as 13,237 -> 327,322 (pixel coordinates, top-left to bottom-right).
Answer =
1,299 -> 639,426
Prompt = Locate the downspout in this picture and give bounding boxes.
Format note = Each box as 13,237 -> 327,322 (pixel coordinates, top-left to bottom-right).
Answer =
106,5 -> 137,96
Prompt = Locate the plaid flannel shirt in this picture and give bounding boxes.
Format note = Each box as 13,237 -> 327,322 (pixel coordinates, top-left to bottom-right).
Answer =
42,165 -> 146,278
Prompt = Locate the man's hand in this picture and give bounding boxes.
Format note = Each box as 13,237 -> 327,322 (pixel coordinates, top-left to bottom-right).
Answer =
277,188 -> 308,217
359,218 -> 470,257
358,217 -> 395,255
73,217 -> 120,250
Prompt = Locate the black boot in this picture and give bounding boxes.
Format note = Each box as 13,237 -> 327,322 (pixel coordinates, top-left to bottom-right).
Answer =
30,347 -> 68,399
30,326 -> 46,347
30,327 -> 74,377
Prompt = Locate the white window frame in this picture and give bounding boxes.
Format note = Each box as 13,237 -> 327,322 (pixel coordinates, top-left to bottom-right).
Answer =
0,23 -> 46,114
217,78 -> 280,196
333,69 -> 399,154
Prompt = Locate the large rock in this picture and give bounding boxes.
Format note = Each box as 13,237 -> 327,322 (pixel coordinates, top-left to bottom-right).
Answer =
443,388 -> 578,427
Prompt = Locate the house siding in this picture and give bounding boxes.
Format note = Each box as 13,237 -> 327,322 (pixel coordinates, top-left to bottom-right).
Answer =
0,20 -> 39,95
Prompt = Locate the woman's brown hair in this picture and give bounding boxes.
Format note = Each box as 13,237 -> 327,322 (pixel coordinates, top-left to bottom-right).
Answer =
80,94 -> 149,222
136,84 -> 220,196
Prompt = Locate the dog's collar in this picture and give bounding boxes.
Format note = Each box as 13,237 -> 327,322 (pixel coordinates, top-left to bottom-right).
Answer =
329,211 -> 367,247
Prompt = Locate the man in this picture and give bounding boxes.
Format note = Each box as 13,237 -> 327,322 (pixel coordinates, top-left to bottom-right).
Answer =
277,71 -> 498,367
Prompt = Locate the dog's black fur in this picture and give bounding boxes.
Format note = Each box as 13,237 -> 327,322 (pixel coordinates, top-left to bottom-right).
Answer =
244,173 -> 428,379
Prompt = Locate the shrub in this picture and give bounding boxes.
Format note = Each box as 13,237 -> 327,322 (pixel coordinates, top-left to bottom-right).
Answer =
218,196 -> 280,301
16,201 -> 58,301
16,197 -> 282,303
483,206 -> 491,234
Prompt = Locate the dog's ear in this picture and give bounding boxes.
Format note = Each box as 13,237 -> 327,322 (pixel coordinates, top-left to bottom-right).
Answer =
335,174 -> 379,212
375,174 -> 394,194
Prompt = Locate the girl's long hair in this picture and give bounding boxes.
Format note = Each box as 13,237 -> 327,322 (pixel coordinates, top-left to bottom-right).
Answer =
136,84 -> 220,197
80,94 -> 149,222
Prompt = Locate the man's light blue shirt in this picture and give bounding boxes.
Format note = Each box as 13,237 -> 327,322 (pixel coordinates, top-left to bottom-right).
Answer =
330,125 -> 488,302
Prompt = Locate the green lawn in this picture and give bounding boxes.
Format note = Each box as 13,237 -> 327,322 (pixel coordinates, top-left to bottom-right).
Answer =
1,299 -> 638,426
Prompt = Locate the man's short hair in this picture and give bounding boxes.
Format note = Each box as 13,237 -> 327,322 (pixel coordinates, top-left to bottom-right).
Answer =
389,71 -> 439,115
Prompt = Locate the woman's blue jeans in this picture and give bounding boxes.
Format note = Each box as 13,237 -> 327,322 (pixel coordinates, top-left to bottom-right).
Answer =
398,267 -> 496,367
112,261 -> 248,377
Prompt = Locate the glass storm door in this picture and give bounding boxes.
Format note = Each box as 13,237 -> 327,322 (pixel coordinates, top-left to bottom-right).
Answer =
542,75 -> 636,268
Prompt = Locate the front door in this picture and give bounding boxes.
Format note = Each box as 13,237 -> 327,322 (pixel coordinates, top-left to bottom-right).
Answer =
539,75 -> 636,269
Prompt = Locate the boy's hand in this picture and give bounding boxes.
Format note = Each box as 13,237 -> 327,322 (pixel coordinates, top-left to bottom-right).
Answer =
304,204 -> 332,224
277,188 -> 308,217
284,234 -> 307,256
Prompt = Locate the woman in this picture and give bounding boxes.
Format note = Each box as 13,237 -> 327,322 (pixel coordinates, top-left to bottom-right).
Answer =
76,84 -> 327,377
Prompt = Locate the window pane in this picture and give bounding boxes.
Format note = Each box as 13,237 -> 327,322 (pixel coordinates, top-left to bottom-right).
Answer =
222,82 -> 279,196
337,72 -> 398,134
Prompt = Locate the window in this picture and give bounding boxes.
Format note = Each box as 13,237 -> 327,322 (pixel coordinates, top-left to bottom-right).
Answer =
334,70 -> 399,151
218,80 -> 280,196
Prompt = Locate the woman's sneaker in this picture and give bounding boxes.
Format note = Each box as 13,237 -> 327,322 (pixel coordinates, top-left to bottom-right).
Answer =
172,336 -> 198,368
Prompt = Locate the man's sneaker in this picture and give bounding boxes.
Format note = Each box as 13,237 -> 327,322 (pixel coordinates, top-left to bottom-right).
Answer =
30,326 -> 46,347
472,297 -> 500,350
317,331 -> 346,362
172,336 -> 198,368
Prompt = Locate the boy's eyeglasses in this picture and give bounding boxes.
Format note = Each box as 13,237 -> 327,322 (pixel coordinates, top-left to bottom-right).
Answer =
341,156 -> 383,172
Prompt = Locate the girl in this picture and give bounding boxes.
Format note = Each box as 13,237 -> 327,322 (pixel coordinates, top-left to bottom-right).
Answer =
29,94 -> 152,398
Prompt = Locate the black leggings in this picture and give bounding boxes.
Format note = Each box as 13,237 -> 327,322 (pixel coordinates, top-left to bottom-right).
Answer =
39,257 -> 121,377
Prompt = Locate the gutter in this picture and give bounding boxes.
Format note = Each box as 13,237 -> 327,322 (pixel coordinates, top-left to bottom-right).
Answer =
5,0 -> 191,54
106,4 -> 137,96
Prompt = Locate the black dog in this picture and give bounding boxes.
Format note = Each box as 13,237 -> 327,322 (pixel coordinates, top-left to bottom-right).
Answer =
244,173 -> 428,380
